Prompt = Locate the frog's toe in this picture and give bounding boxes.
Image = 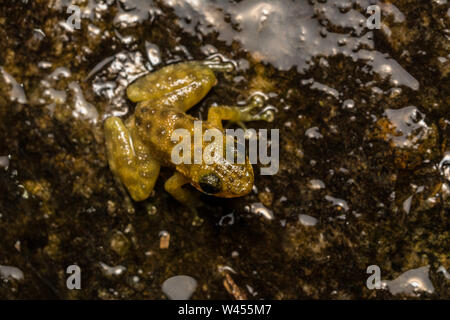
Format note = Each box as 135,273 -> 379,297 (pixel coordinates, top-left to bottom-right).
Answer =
255,108 -> 275,123
247,93 -> 265,109
239,93 -> 276,123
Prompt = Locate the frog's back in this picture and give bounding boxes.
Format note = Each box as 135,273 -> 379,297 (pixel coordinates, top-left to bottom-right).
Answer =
134,101 -> 215,167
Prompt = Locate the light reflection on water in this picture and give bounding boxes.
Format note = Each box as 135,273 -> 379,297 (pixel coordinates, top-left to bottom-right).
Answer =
162,0 -> 418,89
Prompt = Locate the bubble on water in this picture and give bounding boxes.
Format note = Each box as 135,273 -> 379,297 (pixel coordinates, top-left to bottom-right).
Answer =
381,266 -> 435,296
145,41 -> 162,66
114,0 -> 160,28
325,195 -> 349,211
68,82 -> 99,123
342,99 -> 355,110
30,28 -> 46,46
90,51 -> 149,119
219,213 -> 235,226
402,195 -> 413,214
384,106 -> 431,149
0,156 -> 10,169
0,67 -> 28,104
249,202 -> 274,220
218,265 -> 237,274
43,88 -> 67,105
437,266 -> 450,280
87,23 -> 101,37
38,61 -> 53,69
308,179 -> 325,190
438,152 -> 450,181
162,275 -> 198,300
379,3 -> 405,23
299,214 -> 318,227
0,265 -> 24,281
99,262 -> 127,277
305,127 -> 323,139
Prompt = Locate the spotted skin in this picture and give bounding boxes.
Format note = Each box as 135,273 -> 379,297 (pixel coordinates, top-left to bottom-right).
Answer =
104,60 -> 273,207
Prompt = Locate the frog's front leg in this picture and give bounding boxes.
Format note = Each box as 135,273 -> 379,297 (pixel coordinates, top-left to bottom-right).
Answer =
207,94 -> 274,129
104,117 -> 160,201
164,172 -> 201,211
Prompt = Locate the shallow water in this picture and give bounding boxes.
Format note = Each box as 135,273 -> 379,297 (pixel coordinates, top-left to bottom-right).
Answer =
0,0 -> 448,299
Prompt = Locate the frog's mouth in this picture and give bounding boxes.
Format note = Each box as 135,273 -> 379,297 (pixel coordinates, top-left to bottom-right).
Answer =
192,179 -> 253,199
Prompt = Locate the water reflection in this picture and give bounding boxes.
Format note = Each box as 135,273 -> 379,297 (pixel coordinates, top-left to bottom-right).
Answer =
163,0 -> 419,89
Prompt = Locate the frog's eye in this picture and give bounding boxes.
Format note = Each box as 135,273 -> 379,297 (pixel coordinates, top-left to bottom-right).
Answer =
199,173 -> 222,194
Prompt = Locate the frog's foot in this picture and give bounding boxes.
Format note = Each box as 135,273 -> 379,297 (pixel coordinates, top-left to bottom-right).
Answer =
201,54 -> 236,73
207,93 -> 275,129
164,172 -> 204,214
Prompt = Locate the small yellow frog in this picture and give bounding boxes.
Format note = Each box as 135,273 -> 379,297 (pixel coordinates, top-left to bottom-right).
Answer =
104,57 -> 273,209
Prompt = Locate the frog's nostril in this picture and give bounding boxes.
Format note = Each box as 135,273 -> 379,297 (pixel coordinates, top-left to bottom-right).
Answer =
199,173 -> 222,194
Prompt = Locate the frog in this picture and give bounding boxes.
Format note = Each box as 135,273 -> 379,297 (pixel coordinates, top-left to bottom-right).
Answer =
104,57 -> 274,210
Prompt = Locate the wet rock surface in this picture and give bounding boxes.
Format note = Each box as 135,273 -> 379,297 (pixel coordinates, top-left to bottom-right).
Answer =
0,0 -> 448,299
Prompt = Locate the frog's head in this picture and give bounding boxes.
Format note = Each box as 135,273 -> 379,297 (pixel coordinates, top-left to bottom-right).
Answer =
189,159 -> 254,198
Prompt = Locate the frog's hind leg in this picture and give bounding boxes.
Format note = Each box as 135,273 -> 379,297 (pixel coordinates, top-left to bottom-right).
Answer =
127,57 -> 235,112
207,93 -> 275,129
104,116 -> 160,202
